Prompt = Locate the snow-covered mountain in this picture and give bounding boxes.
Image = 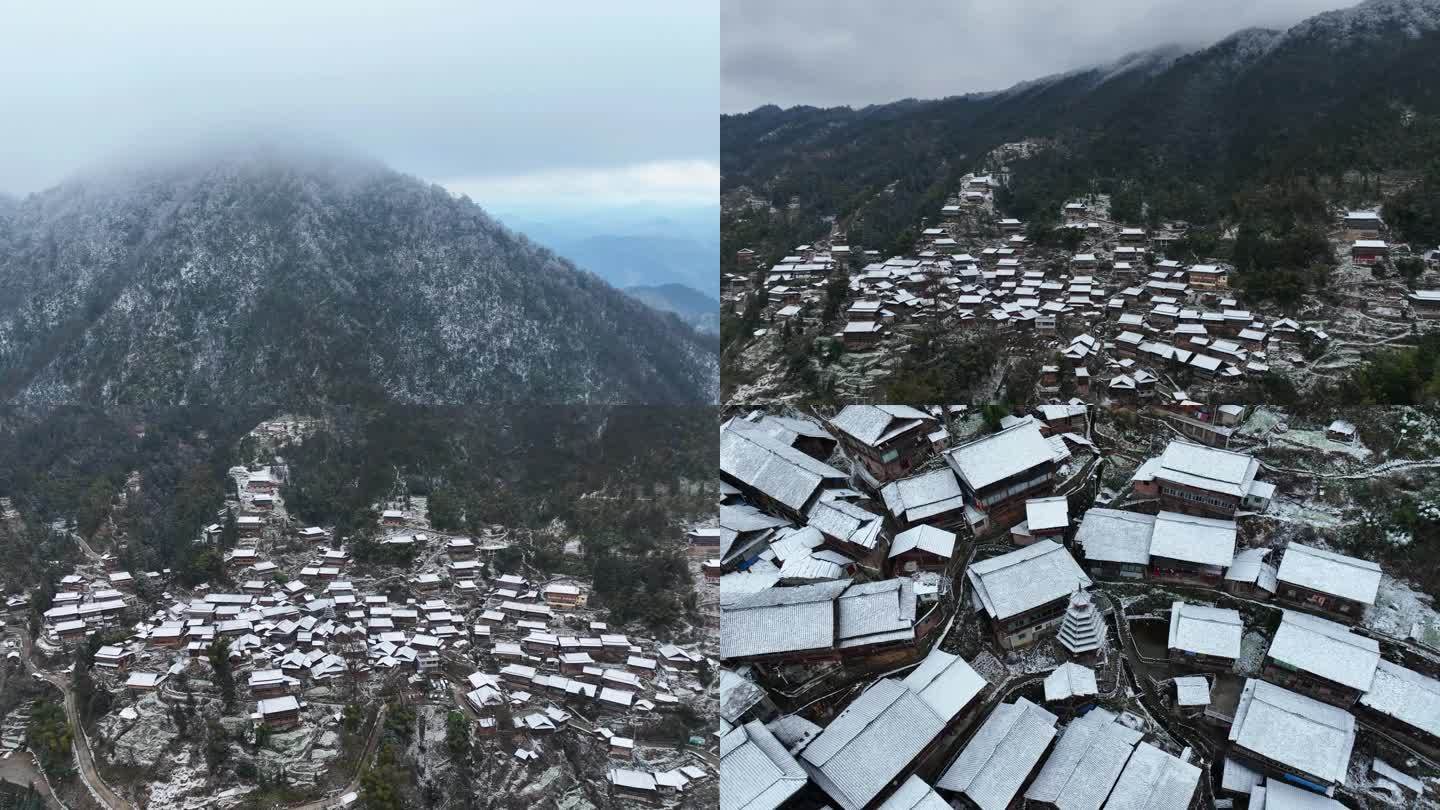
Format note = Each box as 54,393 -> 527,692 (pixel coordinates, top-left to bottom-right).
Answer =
0,146 -> 718,415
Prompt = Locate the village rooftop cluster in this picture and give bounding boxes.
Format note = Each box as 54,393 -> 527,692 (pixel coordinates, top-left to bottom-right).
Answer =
4,456 -> 716,808
718,404 -> 1440,810
726,169 -> 1440,401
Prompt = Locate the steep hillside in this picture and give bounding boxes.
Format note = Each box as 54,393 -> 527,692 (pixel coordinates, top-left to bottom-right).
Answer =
0,147 -> 718,415
722,0 -> 1440,258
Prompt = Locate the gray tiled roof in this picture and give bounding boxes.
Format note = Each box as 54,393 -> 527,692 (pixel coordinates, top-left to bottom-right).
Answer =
1229,679 -> 1355,785
1267,611 -> 1378,692
830,405 -> 934,447
720,720 -> 809,810
800,679 -> 947,810
876,775 -> 951,810
937,698 -> 1058,810
880,469 -> 966,523
720,580 -> 848,660
721,425 -> 847,513
1358,659 -> 1440,739
968,540 -> 1092,621
944,419 -> 1059,491
1026,708 -> 1142,810
1275,542 -> 1382,606
1151,441 -> 1259,498
1167,601 -> 1243,660
1101,742 -> 1200,810
1076,509 -> 1154,566
900,647 -> 988,722
1149,511 -> 1236,568
836,579 -> 917,649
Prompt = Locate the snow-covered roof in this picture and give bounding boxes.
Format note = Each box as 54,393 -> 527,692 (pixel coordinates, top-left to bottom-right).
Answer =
1267,611 -> 1378,692
609,768 -> 656,791
1261,778 -> 1346,810
1370,758 -> 1424,796
829,405 -> 934,447
1220,757 -> 1263,795
875,776 -> 951,810
1223,547 -> 1278,593
1357,659 -> 1440,740
799,678 -> 948,810
1148,511 -> 1236,569
900,647 -> 987,722
1075,509 -> 1154,566
770,526 -> 847,583
1174,676 -> 1211,707
1275,542 -> 1381,606
1103,742 -> 1200,810
944,420 -> 1059,491
1025,708 -> 1141,810
257,695 -> 300,715
967,541 -> 1091,621
1168,601 -> 1243,660
719,720 -> 808,810
836,579 -> 918,649
936,698 -> 1057,810
1229,679 -> 1355,785
720,580 -> 848,659
806,497 -> 885,551
720,424 -> 847,513
1025,496 -> 1069,533
125,672 -> 165,688
889,525 -> 957,560
880,469 -> 966,523
1043,662 -> 1097,702
1151,441 -> 1260,498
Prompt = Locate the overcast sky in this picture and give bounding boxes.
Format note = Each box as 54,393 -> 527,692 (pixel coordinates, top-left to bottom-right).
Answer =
723,0 -> 1357,112
0,1 -> 717,208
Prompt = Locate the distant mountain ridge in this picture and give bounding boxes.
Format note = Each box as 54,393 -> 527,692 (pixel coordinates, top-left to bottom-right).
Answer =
0,147 -> 718,415
625,283 -> 719,334
722,0 -> 1440,252
501,207 -> 719,296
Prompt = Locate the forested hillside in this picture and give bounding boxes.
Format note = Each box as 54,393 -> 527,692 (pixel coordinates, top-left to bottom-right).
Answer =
0,146 -> 717,599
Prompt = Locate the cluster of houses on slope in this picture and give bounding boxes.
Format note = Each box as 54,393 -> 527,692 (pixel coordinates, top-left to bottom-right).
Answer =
40,535 -> 709,767
737,197 -> 1440,356
719,403 -> 1440,808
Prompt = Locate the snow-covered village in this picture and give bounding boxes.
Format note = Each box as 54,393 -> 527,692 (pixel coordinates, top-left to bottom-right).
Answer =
718,403 -> 1440,810
0,414 -> 719,810
723,163 -> 1440,406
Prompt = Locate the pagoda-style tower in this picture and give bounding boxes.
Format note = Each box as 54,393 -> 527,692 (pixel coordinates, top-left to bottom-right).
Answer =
1058,588 -> 1104,658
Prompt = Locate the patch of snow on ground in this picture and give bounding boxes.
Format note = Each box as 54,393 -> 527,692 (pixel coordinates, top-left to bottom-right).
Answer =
1238,407 -> 1284,438
969,649 -> 1009,684
1002,639 -> 1061,675
1273,428 -> 1372,461
1366,574 -> 1440,645
1236,631 -> 1268,676
1265,495 -> 1343,527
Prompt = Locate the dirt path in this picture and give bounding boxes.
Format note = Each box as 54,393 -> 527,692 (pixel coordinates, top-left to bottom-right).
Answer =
1260,456 -> 1440,480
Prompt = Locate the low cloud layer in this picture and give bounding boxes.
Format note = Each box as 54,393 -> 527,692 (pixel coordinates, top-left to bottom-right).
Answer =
0,1 -> 717,208
441,159 -> 719,208
723,0 -> 1356,112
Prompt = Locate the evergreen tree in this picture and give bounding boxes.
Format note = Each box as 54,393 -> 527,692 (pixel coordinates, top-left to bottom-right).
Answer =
208,637 -> 237,711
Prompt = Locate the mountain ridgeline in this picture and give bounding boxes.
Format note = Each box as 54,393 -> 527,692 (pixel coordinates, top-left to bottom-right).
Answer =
0,149 -> 718,415
722,0 -> 1440,258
